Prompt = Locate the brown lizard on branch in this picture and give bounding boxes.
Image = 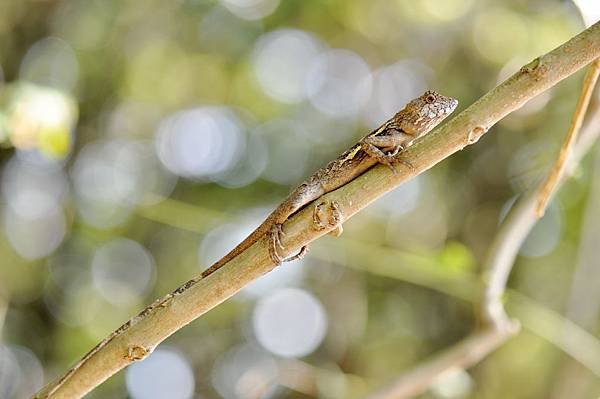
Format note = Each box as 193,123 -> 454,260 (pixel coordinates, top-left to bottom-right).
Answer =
201,90 -> 458,276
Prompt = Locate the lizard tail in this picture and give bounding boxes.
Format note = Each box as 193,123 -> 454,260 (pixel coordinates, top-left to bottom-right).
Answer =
200,218 -> 273,279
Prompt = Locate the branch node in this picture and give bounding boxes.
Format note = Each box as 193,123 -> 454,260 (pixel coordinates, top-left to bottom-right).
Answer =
520,56 -> 548,80
466,125 -> 487,145
126,345 -> 151,361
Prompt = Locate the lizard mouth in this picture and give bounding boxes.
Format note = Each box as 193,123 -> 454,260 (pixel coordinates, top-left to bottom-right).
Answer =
440,99 -> 459,116
447,99 -> 459,113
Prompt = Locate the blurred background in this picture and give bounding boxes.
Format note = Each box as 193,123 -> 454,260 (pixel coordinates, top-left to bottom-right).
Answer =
0,0 -> 599,398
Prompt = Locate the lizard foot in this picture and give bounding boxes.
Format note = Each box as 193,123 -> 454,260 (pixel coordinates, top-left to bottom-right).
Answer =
269,224 -> 285,264
383,159 -> 398,175
269,224 -> 307,264
283,246 -> 308,262
393,156 -> 415,172
313,201 -> 344,236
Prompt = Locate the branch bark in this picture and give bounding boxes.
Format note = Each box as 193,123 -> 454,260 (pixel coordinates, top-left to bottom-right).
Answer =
34,20 -> 600,399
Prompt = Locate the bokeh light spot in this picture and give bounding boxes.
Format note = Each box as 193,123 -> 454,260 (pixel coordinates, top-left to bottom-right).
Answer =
573,0 -> 600,27
430,367 -> 474,398
371,176 -> 421,217
0,345 -> 44,399
2,155 -> 66,220
305,49 -> 372,118
252,29 -> 323,103
211,344 -> 278,399
155,107 -> 246,182
91,237 -> 156,306
472,9 -> 529,65
126,348 -> 195,399
3,206 -> 66,260
19,36 -> 79,92
519,203 -> 562,258
5,84 -> 77,159
421,0 -> 474,21
253,288 -> 327,358
73,138 -> 173,227
220,0 -> 280,21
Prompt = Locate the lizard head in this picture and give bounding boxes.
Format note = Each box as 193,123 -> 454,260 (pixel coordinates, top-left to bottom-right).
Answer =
396,90 -> 458,135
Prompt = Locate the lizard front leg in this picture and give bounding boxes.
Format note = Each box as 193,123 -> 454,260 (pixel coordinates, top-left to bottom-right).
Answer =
361,131 -> 416,172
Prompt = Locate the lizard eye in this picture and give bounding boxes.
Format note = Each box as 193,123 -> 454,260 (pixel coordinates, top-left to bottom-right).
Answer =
425,94 -> 436,104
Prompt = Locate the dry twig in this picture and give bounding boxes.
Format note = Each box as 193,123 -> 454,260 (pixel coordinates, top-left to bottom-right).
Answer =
535,59 -> 600,216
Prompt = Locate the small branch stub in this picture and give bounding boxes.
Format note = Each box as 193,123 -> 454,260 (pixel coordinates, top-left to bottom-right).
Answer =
126,345 -> 151,361
520,57 -> 548,80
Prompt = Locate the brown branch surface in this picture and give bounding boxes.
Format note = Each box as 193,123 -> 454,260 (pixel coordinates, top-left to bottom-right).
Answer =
34,21 -> 600,399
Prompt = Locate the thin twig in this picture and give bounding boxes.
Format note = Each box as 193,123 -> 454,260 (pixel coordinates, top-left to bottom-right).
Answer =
536,58 -> 600,216
508,292 -> 600,376
34,21 -> 600,399
481,89 -> 600,329
365,327 -> 516,399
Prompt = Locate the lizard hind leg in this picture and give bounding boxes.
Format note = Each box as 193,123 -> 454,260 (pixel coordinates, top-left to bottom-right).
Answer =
268,181 -> 327,265
268,223 -> 307,264
268,224 -> 285,264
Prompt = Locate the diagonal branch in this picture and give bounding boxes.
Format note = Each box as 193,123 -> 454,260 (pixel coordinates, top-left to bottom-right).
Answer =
34,20 -> 600,399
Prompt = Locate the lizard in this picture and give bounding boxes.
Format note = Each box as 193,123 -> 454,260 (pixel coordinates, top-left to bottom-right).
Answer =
200,90 -> 458,276
35,90 -> 457,398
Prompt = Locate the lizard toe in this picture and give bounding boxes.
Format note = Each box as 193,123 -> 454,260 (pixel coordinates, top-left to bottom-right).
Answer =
385,160 -> 398,175
283,246 -> 308,262
395,157 -> 415,171
268,230 -> 284,265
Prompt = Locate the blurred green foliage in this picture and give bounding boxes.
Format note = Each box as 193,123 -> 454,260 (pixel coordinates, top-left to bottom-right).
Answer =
0,0 -> 598,398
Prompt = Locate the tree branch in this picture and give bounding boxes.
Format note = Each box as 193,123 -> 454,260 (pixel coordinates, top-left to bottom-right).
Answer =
34,20 -> 600,399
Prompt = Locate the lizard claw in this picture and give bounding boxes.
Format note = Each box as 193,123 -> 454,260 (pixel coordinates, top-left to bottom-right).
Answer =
385,160 -> 398,175
269,224 -> 284,264
269,223 -> 307,264
394,157 -> 415,171
284,246 -> 308,262
273,224 -> 286,249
